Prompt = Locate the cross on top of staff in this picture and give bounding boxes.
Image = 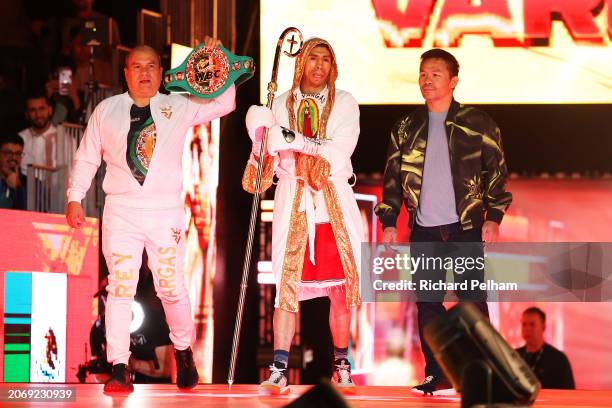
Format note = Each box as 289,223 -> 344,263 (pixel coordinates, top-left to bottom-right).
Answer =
287,34 -> 298,54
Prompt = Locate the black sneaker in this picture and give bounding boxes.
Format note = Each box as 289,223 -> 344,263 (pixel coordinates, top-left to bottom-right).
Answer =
103,363 -> 134,394
259,361 -> 289,395
331,358 -> 356,394
411,375 -> 455,396
175,347 -> 199,389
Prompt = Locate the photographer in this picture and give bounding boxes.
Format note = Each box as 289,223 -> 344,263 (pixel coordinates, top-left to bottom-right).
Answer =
44,65 -> 81,125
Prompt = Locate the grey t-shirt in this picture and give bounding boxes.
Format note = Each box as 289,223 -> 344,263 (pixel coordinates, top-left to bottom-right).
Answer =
416,110 -> 459,227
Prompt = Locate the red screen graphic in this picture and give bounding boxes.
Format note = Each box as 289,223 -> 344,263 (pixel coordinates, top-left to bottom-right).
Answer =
0,209 -> 99,382
354,179 -> 612,389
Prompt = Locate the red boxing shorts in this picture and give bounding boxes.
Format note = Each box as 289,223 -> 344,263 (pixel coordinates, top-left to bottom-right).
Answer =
301,223 -> 345,284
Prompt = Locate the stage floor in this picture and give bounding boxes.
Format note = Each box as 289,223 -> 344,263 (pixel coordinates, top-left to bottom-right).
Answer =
1,383 -> 611,407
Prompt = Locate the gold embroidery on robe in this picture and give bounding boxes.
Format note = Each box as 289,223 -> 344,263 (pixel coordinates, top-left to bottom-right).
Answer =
241,155 -> 275,194
295,153 -> 331,192
278,180 -> 308,312
323,183 -> 361,308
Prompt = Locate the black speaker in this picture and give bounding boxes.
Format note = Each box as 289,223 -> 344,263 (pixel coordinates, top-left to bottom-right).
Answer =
424,303 -> 540,407
284,379 -> 350,408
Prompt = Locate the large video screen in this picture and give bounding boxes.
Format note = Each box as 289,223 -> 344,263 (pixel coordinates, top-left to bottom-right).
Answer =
261,0 -> 612,104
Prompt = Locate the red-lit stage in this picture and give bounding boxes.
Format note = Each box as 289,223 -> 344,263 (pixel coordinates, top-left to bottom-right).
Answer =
1,383 -> 611,407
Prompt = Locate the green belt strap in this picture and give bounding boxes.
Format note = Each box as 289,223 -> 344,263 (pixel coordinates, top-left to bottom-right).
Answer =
164,44 -> 255,99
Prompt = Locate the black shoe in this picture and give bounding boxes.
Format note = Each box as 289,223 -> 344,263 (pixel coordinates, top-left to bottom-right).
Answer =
175,347 -> 199,389
103,363 -> 134,394
411,375 -> 455,396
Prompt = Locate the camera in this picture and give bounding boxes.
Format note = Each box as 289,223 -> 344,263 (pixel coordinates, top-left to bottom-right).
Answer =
76,357 -> 112,383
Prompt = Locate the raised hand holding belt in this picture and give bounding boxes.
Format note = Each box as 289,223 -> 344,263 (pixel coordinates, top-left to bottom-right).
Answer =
164,44 -> 255,98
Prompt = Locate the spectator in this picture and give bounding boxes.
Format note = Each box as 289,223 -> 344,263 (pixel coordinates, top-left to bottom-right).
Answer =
0,133 -> 27,210
19,93 -> 57,171
516,307 -> 575,389
45,65 -> 82,125
62,0 -> 121,63
25,2 -> 66,90
67,26 -> 113,93
45,24 -> 112,125
62,0 -> 121,91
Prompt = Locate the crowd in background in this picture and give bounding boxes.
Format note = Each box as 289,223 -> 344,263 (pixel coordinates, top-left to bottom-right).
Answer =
0,0 -> 121,210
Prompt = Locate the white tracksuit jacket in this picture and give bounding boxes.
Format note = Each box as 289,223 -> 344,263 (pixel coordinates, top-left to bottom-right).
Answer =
67,85 -> 235,364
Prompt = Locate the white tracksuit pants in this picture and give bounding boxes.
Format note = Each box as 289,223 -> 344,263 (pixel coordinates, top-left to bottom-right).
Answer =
102,202 -> 192,365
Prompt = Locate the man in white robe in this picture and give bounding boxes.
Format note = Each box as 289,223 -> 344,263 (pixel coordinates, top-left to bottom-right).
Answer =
242,38 -> 362,395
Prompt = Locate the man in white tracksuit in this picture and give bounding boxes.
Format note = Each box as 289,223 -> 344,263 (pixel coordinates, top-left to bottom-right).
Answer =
66,40 -> 235,393
242,38 -> 362,395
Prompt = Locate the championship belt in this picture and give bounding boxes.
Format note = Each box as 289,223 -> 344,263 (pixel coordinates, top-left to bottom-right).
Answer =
163,44 -> 255,98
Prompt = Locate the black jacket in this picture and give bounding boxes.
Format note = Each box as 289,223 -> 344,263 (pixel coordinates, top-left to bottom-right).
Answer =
0,172 -> 27,210
375,99 -> 512,230
516,344 -> 575,389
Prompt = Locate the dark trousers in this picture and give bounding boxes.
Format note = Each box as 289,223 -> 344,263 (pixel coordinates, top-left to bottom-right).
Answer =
410,222 -> 489,378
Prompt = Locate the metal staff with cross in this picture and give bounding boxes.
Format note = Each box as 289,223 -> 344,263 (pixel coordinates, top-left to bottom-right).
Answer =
227,27 -> 303,389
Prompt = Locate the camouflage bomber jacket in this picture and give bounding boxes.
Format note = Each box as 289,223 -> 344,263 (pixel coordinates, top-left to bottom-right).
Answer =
374,99 -> 513,231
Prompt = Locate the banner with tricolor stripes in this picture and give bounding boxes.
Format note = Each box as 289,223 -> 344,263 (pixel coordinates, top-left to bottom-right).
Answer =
3,272 -> 66,382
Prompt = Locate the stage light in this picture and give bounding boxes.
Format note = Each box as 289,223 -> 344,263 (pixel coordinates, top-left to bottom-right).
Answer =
130,301 -> 145,333
257,272 -> 275,285
261,199 -> 275,210
424,303 -> 540,407
257,261 -> 275,285
257,261 -> 272,272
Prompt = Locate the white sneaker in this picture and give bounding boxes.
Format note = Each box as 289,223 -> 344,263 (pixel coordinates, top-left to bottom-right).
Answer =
259,361 -> 289,395
332,358 -> 356,395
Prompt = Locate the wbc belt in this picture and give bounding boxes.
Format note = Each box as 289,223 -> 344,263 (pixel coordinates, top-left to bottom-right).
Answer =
163,44 -> 255,98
